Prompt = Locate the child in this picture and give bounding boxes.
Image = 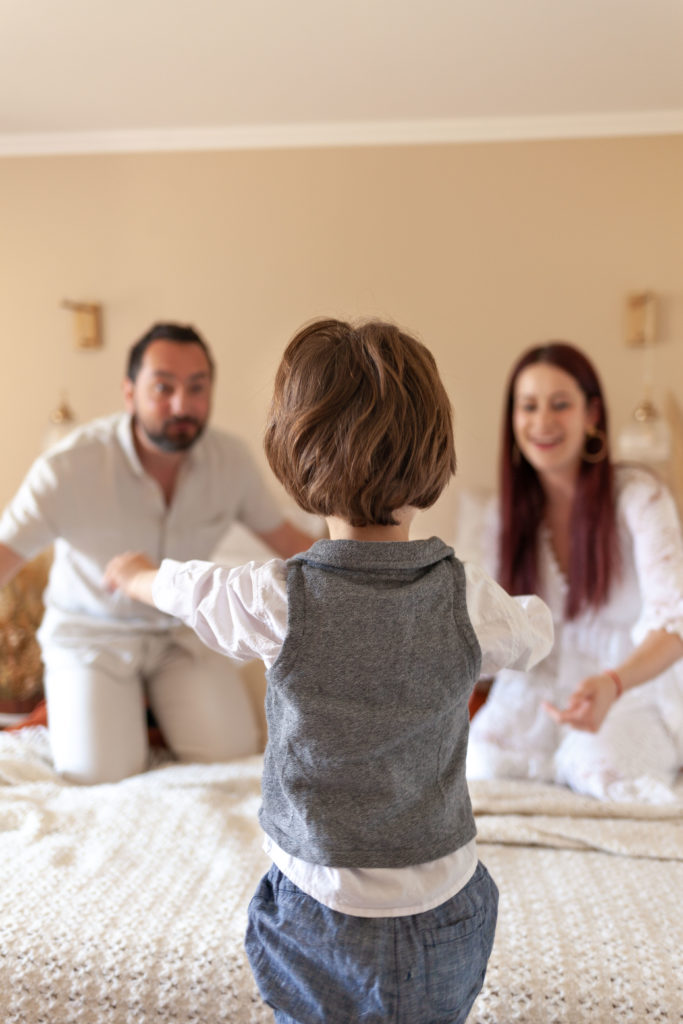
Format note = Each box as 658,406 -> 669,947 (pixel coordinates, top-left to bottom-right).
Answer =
105,318 -> 553,1024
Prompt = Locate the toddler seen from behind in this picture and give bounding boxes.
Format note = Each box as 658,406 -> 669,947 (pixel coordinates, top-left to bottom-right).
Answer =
106,318 -> 553,1024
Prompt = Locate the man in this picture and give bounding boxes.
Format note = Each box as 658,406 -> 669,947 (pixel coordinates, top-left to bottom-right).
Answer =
0,322 -> 314,783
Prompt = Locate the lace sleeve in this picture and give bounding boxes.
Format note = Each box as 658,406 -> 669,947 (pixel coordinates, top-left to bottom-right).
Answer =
618,467 -> 683,644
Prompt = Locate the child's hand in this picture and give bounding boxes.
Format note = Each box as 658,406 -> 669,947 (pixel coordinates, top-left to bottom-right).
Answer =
543,674 -> 618,733
104,552 -> 159,605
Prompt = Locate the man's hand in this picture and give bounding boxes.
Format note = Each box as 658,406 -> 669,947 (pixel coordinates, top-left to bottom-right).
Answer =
104,552 -> 159,605
543,673 -> 619,733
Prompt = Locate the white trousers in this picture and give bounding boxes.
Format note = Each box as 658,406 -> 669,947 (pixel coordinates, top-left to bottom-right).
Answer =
43,629 -> 261,784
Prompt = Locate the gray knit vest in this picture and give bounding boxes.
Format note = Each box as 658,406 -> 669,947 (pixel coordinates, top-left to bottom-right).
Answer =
259,537 -> 482,868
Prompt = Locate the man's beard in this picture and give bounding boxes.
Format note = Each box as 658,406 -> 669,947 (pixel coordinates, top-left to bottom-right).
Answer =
140,416 -> 206,452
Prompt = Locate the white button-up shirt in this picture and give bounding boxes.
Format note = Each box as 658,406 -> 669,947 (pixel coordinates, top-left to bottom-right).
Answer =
0,412 -> 284,646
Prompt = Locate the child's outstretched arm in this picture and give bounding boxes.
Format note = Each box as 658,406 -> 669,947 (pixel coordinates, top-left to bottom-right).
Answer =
106,554 -> 287,666
104,552 -> 159,606
465,561 -> 554,676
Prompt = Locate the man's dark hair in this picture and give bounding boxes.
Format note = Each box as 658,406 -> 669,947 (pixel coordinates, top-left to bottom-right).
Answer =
126,322 -> 215,381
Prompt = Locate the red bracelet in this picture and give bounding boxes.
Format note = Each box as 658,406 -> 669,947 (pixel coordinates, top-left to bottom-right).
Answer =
604,669 -> 623,699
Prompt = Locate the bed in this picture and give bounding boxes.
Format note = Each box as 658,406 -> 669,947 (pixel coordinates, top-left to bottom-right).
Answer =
0,725 -> 680,1024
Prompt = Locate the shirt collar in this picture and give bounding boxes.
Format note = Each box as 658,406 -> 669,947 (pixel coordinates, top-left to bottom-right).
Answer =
116,412 -> 145,476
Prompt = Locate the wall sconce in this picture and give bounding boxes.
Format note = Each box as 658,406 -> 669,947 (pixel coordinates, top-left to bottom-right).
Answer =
45,393 -> 78,450
617,291 -> 671,464
624,290 -> 656,347
44,297 -> 102,451
60,299 -> 102,349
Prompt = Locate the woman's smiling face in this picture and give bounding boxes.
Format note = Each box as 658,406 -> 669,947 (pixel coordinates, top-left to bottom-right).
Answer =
512,363 -> 596,483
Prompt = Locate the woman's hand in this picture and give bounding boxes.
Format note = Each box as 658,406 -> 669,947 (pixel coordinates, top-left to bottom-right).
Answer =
543,673 -> 619,733
545,629 -> 683,733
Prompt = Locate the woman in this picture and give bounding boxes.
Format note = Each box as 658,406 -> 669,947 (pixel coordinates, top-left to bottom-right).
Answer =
465,341 -> 683,802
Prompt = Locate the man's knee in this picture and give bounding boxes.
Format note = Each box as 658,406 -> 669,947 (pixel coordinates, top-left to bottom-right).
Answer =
44,655 -> 149,784
55,747 -> 149,785
150,653 -> 262,762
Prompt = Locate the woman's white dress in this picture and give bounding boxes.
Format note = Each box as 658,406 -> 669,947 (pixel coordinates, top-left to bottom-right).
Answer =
460,465 -> 683,802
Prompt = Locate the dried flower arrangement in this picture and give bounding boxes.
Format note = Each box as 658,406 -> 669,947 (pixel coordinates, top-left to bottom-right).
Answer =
0,551 -> 51,710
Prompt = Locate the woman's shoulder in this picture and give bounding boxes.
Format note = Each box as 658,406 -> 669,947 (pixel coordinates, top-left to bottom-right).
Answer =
613,462 -> 679,525
614,461 -> 669,498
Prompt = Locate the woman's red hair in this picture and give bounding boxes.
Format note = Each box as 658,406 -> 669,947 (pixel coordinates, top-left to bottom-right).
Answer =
499,342 -> 619,618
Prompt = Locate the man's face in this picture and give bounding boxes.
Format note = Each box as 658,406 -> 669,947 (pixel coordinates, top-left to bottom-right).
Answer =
124,340 -> 213,453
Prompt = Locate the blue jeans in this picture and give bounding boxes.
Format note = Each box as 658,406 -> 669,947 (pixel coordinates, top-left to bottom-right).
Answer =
245,860 -> 498,1024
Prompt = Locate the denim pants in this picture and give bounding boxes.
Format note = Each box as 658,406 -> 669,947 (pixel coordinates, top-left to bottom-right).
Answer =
245,860 -> 498,1024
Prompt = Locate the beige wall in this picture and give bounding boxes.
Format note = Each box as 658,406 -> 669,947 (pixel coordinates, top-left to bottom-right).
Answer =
1,135 -> 682,544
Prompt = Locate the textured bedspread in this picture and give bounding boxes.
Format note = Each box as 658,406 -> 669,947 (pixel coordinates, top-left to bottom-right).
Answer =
470,778 -> 683,1023
0,728 -> 681,1023
0,729 -> 271,1024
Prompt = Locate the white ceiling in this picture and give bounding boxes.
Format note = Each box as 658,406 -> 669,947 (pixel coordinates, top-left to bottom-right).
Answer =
2,0 -> 683,155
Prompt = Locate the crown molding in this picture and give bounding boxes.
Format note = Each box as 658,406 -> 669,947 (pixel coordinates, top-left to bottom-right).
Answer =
1,111 -> 682,157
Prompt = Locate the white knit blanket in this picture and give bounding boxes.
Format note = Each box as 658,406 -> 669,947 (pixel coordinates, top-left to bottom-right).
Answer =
0,729 -> 271,1024
1,728 -> 681,1024
469,777 -> 683,1023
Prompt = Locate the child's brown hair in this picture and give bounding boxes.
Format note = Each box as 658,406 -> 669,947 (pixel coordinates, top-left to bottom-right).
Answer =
264,318 -> 456,527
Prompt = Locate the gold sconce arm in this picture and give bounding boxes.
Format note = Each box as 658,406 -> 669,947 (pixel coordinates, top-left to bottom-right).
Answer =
618,290 -> 671,464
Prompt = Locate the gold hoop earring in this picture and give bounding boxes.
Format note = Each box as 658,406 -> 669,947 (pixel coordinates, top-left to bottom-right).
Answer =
582,427 -> 607,464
